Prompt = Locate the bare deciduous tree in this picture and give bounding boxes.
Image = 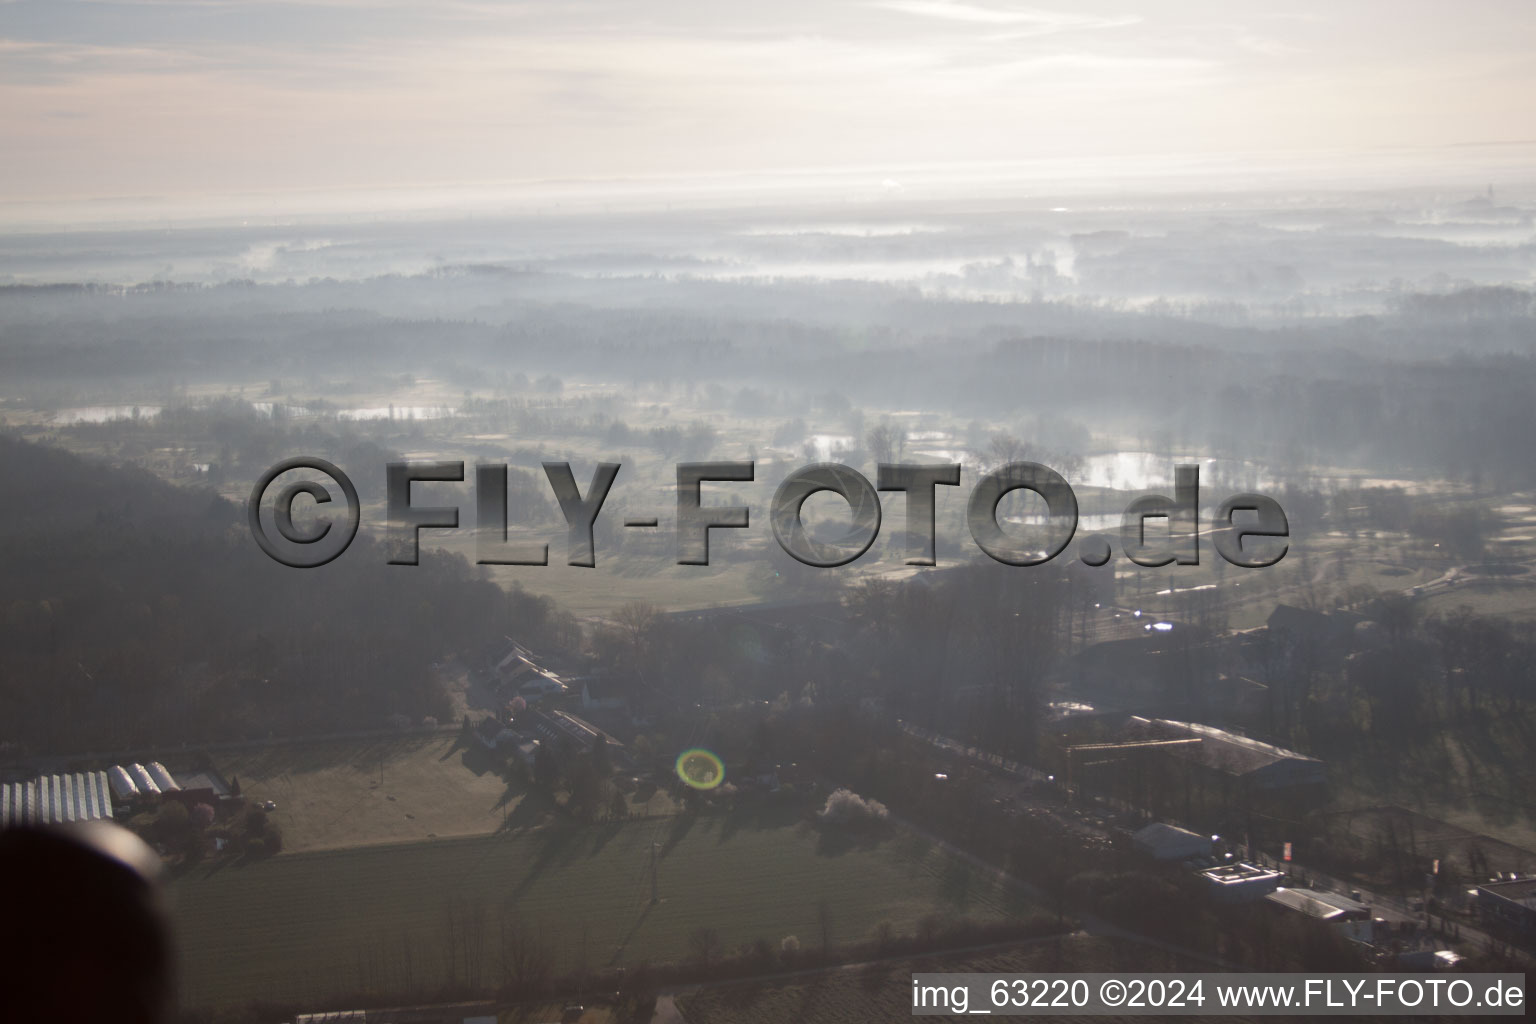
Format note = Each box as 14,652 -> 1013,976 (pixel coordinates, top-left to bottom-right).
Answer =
866,422 -> 905,465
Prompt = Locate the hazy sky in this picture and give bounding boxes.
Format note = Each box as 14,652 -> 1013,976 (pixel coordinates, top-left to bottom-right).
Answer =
2,0 -> 1533,205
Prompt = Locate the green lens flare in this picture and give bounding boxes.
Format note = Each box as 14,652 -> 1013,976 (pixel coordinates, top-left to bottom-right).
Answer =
675,748 -> 725,790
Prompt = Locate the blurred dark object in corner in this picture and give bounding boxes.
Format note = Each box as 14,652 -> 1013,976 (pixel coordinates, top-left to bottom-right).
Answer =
0,821 -> 171,1024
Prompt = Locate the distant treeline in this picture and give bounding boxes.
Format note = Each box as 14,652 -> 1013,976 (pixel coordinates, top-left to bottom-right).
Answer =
3,277 -> 1534,489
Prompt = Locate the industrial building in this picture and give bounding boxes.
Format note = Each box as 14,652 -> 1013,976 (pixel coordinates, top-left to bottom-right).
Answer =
1265,887 -> 1374,943
1125,717 -> 1327,790
1131,821 -> 1212,861
1474,878 -> 1536,936
1200,861 -> 1285,903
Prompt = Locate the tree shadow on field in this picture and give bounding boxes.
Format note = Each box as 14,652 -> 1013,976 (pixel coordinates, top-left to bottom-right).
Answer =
510,827 -> 580,901
717,797 -> 801,844
494,777 -> 526,810
940,857 -> 973,912
609,898 -> 655,966
459,743 -> 502,778
196,855 -> 235,878
659,812 -> 698,859
588,818 -> 627,856
1456,717 -> 1534,828
499,791 -> 550,832
814,822 -> 885,857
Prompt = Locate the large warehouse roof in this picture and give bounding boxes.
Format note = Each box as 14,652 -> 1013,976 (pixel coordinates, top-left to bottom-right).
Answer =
1126,717 -> 1327,789
1265,887 -> 1368,920
1478,878 -> 1536,910
0,770 -> 114,827
1131,821 -> 1213,861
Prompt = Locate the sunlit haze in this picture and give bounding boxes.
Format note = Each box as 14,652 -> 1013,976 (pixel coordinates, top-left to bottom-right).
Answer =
3,0 -> 1534,224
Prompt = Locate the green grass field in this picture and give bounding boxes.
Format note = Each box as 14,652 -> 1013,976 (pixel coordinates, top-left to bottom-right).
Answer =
169,809 -> 1032,1010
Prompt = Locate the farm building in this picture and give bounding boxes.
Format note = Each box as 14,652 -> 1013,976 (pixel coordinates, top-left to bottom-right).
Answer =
108,764 -> 139,801
1475,878 -> 1536,935
0,771 -> 114,827
1131,821 -> 1212,861
490,638 -> 538,681
490,639 -> 569,699
173,769 -> 233,801
147,762 -> 179,792
110,761 -> 230,812
518,673 -> 568,700
524,709 -> 629,768
109,762 -> 190,804
127,763 -> 162,797
162,783 -> 223,812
